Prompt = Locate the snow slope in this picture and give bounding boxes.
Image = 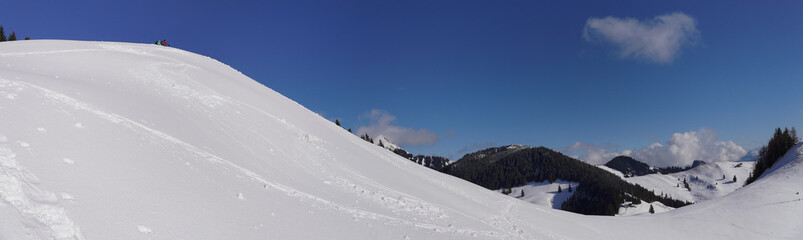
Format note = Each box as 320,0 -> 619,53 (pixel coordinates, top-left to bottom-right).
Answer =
0,40 -> 800,240
499,181 -> 579,210
618,200 -> 673,216
624,161 -> 755,203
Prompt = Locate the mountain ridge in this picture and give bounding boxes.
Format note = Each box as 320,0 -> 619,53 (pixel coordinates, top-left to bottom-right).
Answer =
443,144 -> 690,215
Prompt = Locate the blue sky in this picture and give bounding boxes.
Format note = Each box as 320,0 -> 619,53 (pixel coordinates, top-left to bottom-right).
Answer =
3,1 -> 801,165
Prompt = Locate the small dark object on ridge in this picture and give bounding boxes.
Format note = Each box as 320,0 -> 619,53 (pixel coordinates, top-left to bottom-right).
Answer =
155,40 -> 170,46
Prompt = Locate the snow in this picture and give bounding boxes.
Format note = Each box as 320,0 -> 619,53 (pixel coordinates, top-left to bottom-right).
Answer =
617,200 -> 673,216
596,164 -> 625,178
624,161 -> 756,203
500,181 -> 579,210
374,135 -> 400,151
758,142 -> 803,179
0,40 -> 800,239
599,160 -> 756,215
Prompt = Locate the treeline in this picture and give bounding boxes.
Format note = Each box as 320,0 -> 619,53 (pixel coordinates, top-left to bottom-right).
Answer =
0,25 -> 29,42
605,156 -> 707,177
392,148 -> 450,171
654,160 -> 706,174
745,127 -> 799,185
442,146 -> 691,215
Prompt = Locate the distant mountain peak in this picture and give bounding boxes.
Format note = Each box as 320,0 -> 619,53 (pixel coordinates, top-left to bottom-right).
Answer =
691,160 -> 707,168
374,135 -> 400,151
456,144 -> 534,163
605,156 -> 655,177
507,144 -> 529,149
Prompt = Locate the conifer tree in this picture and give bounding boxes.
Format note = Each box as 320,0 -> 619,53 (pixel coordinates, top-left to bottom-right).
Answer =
25,36 -> 30,40
8,32 -> 16,41
558,185 -> 562,193
378,140 -> 384,148
649,204 -> 655,214
0,26 -> 6,42
348,128 -> 352,133
683,178 -> 690,191
520,189 -> 525,197
733,175 -> 737,182
360,133 -> 373,143
746,127 -> 798,185
335,119 -> 341,127
568,185 -> 572,192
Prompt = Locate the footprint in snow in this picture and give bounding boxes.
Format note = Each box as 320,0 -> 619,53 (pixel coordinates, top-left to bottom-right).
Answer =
236,193 -> 245,200
61,193 -> 75,201
18,141 -> 30,147
63,158 -> 75,165
74,123 -> 84,128
37,127 -> 46,133
137,225 -> 152,234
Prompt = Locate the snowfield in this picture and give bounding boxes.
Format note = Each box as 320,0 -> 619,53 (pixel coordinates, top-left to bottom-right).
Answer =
0,40 -> 800,239
499,180 -> 579,210
623,161 -> 756,204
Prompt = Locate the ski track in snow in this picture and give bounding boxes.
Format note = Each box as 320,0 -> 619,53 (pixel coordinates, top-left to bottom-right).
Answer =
0,136 -> 85,239
9,75 -> 522,239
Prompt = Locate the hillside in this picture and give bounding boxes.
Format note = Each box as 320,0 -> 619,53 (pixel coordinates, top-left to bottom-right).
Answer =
442,145 -> 690,215
623,161 -> 755,203
605,156 -> 656,177
0,40 -> 800,239
601,155 -> 756,204
604,156 -> 707,177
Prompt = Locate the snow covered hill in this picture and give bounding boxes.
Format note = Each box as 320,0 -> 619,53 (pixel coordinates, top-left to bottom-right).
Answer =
0,40 -> 800,240
498,180 -> 579,210
597,157 -> 756,215
623,161 -> 755,204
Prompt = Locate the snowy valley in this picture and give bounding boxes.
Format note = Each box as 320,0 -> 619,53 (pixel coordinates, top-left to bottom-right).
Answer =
0,40 -> 800,240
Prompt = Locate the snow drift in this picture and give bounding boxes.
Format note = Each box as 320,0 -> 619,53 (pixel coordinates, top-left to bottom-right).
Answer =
0,40 -> 800,239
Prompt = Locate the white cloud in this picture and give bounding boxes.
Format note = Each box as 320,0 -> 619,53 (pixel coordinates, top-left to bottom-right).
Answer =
583,12 -> 700,64
630,128 -> 747,167
562,142 -> 630,166
564,128 -> 747,167
356,109 -> 438,147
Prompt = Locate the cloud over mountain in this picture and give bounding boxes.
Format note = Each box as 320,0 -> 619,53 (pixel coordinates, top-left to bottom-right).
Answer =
565,128 -> 747,167
356,109 -> 438,147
